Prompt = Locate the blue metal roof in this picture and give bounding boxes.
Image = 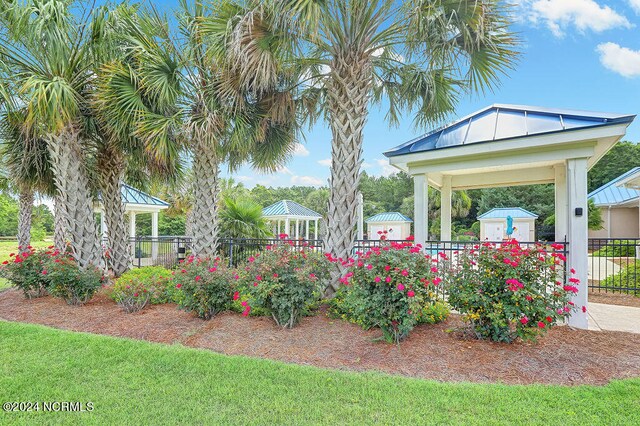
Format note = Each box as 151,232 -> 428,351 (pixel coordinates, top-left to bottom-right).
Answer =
121,184 -> 169,207
588,167 -> 640,207
384,104 -> 636,157
262,200 -> 322,218
366,212 -> 413,223
478,207 -> 538,220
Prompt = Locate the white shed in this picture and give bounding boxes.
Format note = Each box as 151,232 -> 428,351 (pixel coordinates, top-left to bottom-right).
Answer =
366,212 -> 412,241
478,207 -> 538,241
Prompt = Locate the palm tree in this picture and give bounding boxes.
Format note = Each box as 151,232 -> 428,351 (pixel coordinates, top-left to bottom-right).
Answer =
264,0 -> 519,291
110,1 -> 298,258
0,0 -> 104,270
220,196 -> 271,239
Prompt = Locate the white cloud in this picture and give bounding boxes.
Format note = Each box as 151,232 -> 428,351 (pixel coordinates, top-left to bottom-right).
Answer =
519,0 -> 632,37
597,42 -> 640,77
277,166 -> 294,175
291,175 -> 324,186
630,0 -> 640,14
317,158 -> 332,167
362,161 -> 373,169
375,158 -> 397,177
293,143 -> 309,157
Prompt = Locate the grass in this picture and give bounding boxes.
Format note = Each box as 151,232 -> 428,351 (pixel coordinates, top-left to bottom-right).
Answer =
0,241 -> 50,291
1,321 -> 639,425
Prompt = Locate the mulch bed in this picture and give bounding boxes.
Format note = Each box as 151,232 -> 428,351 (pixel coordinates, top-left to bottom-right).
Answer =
589,291 -> 640,308
1,288 -> 639,386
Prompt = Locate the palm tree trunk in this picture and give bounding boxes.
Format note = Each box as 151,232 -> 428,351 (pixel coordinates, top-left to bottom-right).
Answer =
97,147 -> 130,277
191,139 -> 221,258
17,187 -> 33,254
324,53 -> 372,294
47,125 -> 104,271
54,194 -> 67,252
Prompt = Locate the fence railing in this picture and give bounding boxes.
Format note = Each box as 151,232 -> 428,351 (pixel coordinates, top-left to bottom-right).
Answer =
128,236 -> 191,269
588,238 -> 640,295
219,238 -> 324,267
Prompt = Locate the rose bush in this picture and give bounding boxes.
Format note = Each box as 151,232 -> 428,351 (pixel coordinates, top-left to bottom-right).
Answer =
332,240 -> 441,343
0,246 -> 52,298
47,254 -> 106,305
172,256 -> 234,320
109,278 -> 151,313
239,239 -> 331,328
446,240 -> 579,342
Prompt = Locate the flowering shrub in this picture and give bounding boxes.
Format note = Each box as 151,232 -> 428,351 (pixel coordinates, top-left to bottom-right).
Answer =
47,254 -> 106,306
109,278 -> 151,313
416,301 -> 450,325
172,257 -> 234,319
240,240 -> 331,328
446,240 -> 578,342
0,246 -> 52,298
335,240 -> 440,343
115,267 -> 176,304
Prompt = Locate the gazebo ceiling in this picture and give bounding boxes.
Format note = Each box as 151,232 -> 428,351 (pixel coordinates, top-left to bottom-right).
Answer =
95,184 -> 169,214
262,200 -> 322,220
385,104 -> 635,190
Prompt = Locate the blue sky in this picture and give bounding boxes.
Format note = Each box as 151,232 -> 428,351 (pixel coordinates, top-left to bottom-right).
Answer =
159,1 -> 640,188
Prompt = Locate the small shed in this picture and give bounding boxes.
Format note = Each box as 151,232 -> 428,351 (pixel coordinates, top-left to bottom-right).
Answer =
262,200 -> 322,240
366,212 -> 412,240
478,208 -> 538,241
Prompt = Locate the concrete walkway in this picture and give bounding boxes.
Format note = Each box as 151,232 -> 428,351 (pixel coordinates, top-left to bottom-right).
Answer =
588,302 -> 640,333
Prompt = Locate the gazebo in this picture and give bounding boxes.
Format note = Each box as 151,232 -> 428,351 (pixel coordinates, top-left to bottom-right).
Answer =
385,104 -> 635,329
94,184 -> 170,258
262,200 -> 322,240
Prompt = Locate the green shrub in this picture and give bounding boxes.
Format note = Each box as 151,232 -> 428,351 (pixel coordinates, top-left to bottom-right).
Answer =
417,301 -> 450,324
173,257 -> 234,320
47,255 -> 106,306
109,279 -> 151,313
599,261 -> 640,294
447,241 -> 578,343
30,224 -> 47,241
593,240 -> 638,258
115,267 -> 175,304
336,241 -> 440,343
0,246 -> 52,298
240,240 -> 331,328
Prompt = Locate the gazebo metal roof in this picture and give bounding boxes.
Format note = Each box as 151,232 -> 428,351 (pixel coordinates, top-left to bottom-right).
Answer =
385,104 -> 636,157
588,167 -> 640,207
121,184 -> 169,207
262,200 -> 322,219
365,212 -> 413,223
477,207 -> 538,220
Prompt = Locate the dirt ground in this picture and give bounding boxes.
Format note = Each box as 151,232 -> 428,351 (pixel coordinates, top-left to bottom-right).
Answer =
589,291 -> 640,307
1,288 -> 639,386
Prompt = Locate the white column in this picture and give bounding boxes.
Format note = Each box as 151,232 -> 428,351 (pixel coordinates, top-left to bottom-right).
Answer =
277,220 -> 281,235
554,163 -> 568,242
151,211 -> 159,261
413,174 -> 429,248
129,212 -> 136,257
285,218 -> 290,237
100,211 -> 107,242
357,192 -> 364,240
305,220 -> 309,240
440,175 -> 452,241
295,219 -> 300,239
314,219 -> 319,240
566,158 -> 589,329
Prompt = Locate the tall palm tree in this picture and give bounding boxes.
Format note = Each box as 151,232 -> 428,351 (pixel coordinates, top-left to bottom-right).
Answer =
0,0 -> 104,270
110,0 -> 298,258
220,196 -> 271,239
264,0 -> 519,291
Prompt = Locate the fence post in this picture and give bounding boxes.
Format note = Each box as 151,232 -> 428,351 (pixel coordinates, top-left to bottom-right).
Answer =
228,239 -> 233,268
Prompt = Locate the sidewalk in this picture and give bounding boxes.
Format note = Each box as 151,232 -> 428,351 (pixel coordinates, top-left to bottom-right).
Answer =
588,302 -> 640,333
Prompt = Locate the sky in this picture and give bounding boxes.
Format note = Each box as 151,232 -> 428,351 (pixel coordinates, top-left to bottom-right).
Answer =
132,1 -> 640,188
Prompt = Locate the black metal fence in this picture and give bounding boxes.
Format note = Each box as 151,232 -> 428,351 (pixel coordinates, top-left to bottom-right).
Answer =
130,236 -> 191,269
219,238 -> 324,267
588,238 -> 640,295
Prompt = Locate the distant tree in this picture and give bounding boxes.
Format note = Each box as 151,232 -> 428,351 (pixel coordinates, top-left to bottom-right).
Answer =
588,141 -> 640,192
477,185 -> 555,226
32,204 -> 54,234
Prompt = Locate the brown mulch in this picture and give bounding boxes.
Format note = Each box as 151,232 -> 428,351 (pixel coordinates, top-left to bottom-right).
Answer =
1,288 -> 639,386
589,291 -> 640,308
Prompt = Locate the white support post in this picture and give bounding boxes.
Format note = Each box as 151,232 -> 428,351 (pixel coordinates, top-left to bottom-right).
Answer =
440,175 -> 452,241
413,174 -> 429,248
100,211 -> 107,242
129,212 -> 136,257
295,219 -> 300,239
357,192 -> 364,240
554,163 -> 568,242
566,158 -> 589,329
305,220 -> 309,240
277,220 -> 281,235
285,218 -> 290,237
314,219 -> 319,240
151,211 -> 159,261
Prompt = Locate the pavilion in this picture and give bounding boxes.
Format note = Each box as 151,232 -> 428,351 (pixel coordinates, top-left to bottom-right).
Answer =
384,104 -> 635,329
262,200 -> 322,240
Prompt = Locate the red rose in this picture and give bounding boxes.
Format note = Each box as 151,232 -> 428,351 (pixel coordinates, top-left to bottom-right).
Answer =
176,283 -> 182,289
537,321 -> 545,328
233,291 -> 240,301
407,290 -> 415,298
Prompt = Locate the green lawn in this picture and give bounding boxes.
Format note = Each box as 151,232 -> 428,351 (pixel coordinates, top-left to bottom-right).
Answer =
1,321 -> 639,425
0,241 -> 50,291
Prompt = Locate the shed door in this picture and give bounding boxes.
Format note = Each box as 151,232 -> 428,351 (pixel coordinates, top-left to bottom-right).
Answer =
386,226 -> 399,240
485,223 -> 503,241
370,225 -> 384,240
513,222 -> 530,241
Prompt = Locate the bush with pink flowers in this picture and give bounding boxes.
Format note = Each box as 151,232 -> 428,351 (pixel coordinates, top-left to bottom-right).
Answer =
0,247 -> 53,298
47,254 -> 106,306
172,257 -> 234,319
239,240 -> 331,328
446,240 -> 578,343
333,240 -> 441,343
